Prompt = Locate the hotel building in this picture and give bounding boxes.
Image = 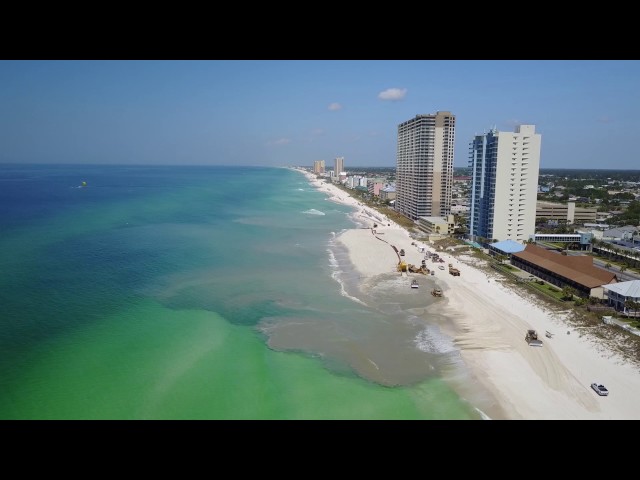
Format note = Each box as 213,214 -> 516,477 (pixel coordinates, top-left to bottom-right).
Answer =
334,157 -> 344,177
395,112 -> 455,220
469,125 -> 541,243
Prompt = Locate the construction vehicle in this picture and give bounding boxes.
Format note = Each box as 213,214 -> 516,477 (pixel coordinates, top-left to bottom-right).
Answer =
407,264 -> 428,274
525,329 -> 543,347
392,245 -> 405,272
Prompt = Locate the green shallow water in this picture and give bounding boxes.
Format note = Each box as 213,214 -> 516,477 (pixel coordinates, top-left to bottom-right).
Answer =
1,300 -> 478,420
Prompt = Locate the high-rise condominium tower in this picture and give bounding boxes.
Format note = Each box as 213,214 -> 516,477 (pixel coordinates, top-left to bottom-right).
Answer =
469,124 -> 541,243
334,157 -> 344,176
395,112 -> 455,220
313,160 -> 325,174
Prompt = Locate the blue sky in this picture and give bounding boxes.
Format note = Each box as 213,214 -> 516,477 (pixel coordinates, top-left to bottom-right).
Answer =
1,60 -> 638,169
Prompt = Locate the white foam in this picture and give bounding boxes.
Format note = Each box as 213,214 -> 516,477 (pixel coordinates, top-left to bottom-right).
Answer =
303,209 -> 325,216
330,268 -> 368,306
327,248 -> 339,268
414,326 -> 457,355
326,231 -> 367,306
474,407 -> 492,420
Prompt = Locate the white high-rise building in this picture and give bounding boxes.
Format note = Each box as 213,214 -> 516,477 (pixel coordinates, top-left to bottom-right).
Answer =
395,112 -> 455,220
469,124 -> 541,243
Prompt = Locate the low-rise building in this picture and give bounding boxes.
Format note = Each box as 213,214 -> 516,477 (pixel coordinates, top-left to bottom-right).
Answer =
603,280 -> 640,317
602,226 -> 638,241
536,201 -> 597,225
511,244 -> 618,298
379,186 -> 396,201
417,214 -> 455,238
367,178 -> 385,196
488,239 -> 526,259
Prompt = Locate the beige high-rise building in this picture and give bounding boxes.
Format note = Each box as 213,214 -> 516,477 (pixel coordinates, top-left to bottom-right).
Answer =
334,157 -> 344,176
313,160 -> 325,174
469,125 -> 541,242
395,112 -> 455,220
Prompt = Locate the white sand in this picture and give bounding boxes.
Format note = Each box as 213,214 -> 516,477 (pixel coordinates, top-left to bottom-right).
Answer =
297,168 -> 640,420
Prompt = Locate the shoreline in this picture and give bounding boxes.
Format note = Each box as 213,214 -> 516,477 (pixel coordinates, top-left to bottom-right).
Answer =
295,167 -> 640,420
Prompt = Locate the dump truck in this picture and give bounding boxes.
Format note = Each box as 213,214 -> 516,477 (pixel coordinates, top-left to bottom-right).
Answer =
525,329 -> 543,347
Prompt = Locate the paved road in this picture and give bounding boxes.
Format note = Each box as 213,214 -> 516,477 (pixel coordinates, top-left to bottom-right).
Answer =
592,258 -> 639,282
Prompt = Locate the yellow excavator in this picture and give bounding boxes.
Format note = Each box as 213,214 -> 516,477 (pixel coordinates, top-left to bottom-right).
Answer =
393,245 -> 408,272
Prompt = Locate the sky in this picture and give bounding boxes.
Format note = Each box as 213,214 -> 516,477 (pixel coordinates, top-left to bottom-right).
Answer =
1,60 -> 639,169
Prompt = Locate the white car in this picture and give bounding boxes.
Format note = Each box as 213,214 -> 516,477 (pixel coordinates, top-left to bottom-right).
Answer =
591,383 -> 609,396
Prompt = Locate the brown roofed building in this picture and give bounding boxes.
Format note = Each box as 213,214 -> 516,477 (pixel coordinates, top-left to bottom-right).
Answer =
511,244 -> 618,299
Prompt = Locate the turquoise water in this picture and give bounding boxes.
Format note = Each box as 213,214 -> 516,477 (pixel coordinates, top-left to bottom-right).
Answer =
0,164 -> 482,419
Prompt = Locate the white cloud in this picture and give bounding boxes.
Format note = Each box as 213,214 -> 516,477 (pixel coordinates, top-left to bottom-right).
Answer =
328,102 -> 342,111
266,138 -> 292,147
378,88 -> 407,101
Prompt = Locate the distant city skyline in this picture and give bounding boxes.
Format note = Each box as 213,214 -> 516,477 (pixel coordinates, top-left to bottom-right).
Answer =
1,60 -> 639,169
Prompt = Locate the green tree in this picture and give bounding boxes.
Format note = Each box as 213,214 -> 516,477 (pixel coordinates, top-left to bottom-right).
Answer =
495,254 -> 507,264
588,296 -> 600,305
561,286 -> 577,300
624,299 -> 640,317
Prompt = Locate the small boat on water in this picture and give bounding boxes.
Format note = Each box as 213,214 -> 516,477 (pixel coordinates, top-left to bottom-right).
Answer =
411,279 -> 419,289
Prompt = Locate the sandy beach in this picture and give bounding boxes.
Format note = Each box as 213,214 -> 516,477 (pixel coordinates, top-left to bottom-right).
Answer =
299,168 -> 640,420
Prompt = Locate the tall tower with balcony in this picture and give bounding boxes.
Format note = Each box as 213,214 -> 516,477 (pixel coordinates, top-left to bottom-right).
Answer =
469,125 -> 541,243
395,111 -> 455,220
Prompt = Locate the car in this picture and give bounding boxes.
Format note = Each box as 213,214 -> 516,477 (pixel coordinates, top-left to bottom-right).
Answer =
591,383 -> 609,396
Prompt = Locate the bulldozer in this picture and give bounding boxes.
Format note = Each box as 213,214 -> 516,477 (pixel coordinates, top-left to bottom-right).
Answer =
525,329 -> 543,347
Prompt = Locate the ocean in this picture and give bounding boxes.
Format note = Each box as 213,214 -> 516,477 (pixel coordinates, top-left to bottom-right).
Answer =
0,164 -> 485,419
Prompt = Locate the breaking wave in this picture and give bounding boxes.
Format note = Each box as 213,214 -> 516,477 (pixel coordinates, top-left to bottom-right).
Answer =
475,407 -> 492,420
327,248 -> 339,268
303,209 -> 325,215
414,326 -> 457,355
